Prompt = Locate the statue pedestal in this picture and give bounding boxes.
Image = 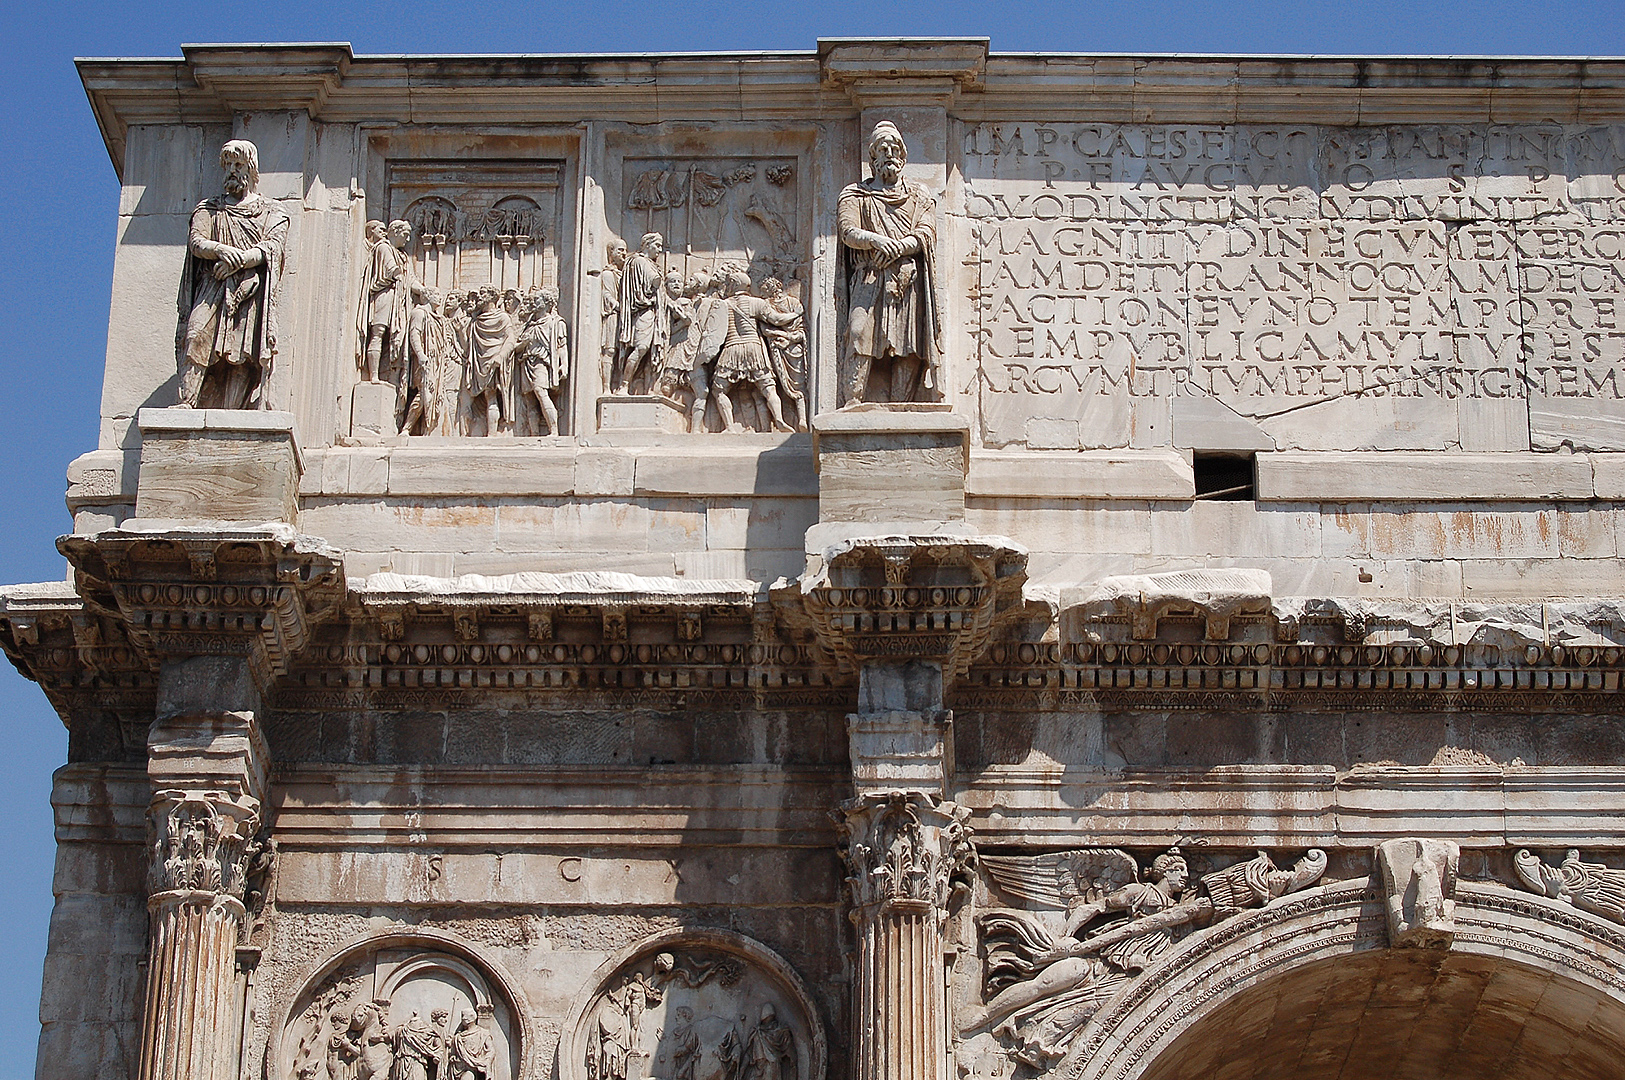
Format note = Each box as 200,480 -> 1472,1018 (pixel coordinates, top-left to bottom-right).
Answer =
596,394 -> 688,436
350,380 -> 398,438
811,405 -> 969,525
134,409 -> 301,524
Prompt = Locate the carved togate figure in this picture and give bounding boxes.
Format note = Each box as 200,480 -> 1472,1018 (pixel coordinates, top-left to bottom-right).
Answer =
837,121 -> 942,405
176,139 -> 289,410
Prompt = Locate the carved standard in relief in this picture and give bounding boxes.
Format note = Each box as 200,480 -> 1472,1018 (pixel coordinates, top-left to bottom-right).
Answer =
176,139 -> 289,410
565,933 -> 822,1080
607,156 -> 806,432
966,846 -> 1326,1068
838,122 -> 942,406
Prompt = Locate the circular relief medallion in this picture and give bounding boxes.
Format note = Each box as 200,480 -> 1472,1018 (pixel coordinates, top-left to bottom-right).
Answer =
562,929 -> 825,1080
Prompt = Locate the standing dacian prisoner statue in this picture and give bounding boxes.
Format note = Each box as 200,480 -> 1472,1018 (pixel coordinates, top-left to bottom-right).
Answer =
175,139 -> 290,410
837,120 -> 943,405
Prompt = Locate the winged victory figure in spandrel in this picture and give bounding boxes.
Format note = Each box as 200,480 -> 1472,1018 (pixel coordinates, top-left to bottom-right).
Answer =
1515,849 -> 1625,923
966,846 -> 1326,1068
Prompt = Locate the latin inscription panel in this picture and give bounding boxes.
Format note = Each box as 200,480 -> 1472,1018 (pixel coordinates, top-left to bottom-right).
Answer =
961,123 -> 1625,450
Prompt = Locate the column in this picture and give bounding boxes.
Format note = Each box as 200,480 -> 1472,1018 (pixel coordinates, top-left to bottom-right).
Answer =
140,788 -> 260,1080
839,791 -> 971,1080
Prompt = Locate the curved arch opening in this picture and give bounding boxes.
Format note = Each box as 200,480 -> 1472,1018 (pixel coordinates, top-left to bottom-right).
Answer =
1139,949 -> 1625,1080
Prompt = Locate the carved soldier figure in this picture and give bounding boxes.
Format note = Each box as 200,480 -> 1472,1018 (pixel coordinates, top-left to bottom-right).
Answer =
460,284 -> 516,436
447,1008 -> 494,1080
759,277 -> 807,431
712,270 -> 799,433
358,220 -> 420,396
176,139 -> 289,410
600,237 -> 627,392
590,984 -> 632,1080
327,1009 -> 360,1080
742,1004 -> 795,1080
515,286 -> 569,436
612,232 -> 668,394
399,289 -> 458,436
837,121 -> 942,404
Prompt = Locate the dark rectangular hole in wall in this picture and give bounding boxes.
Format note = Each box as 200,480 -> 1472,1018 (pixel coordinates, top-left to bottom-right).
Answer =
1193,452 -> 1256,501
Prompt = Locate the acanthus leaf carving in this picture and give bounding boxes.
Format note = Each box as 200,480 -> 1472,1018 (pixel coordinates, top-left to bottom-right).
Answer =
837,791 -> 973,922
149,788 -> 261,902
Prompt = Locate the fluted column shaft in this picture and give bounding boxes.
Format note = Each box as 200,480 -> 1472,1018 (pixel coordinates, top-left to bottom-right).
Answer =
138,788 -> 260,1080
840,792 -> 970,1080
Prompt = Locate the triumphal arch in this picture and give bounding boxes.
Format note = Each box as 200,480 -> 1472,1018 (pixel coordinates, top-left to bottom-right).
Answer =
9,37 -> 1625,1080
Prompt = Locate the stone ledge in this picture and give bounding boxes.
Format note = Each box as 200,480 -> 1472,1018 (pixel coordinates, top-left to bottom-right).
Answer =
634,445 -> 817,497
1257,452 -> 1596,501
385,444 -> 576,497
968,451 -> 1195,499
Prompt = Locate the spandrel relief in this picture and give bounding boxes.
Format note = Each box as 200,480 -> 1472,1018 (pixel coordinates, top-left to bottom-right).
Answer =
282,946 -> 517,1080
961,845 -> 1326,1071
606,157 -> 806,432
364,161 -> 567,437
564,931 -> 824,1080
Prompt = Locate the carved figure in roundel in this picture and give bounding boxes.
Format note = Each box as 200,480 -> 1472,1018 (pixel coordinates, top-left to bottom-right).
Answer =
564,930 -> 825,1080
281,945 -> 519,1080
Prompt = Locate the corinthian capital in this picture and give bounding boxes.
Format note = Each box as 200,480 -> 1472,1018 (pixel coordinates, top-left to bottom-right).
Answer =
148,789 -> 261,902
837,791 -> 972,922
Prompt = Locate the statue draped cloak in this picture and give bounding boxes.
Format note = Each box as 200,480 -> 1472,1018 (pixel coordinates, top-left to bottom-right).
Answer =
616,252 -> 668,356
356,239 -> 414,376
518,312 -> 570,393
468,308 -> 516,418
837,177 -> 942,388
177,194 -> 289,401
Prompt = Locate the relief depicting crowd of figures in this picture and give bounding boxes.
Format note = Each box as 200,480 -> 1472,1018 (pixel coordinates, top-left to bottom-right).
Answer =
357,216 -> 570,437
288,968 -> 499,1080
170,131 -> 939,428
584,950 -> 798,1080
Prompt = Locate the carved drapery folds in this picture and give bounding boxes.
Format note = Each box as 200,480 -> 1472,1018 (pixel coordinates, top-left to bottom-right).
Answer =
1515,848 -> 1625,923
779,536 -> 1028,681
838,792 -> 971,1080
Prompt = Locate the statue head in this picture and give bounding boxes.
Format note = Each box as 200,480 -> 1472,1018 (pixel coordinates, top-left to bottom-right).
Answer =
424,288 -> 444,313
476,284 -> 500,310
684,270 -> 708,297
760,1003 -> 777,1024
387,219 -> 412,250
666,269 -> 685,298
654,952 -> 676,974
867,122 -> 907,186
365,219 -> 387,244
640,232 -> 664,260
430,1008 -> 449,1026
460,1008 -> 478,1030
1151,852 -> 1189,893
724,269 -> 752,296
761,276 -> 784,299
606,237 -> 628,269
219,139 -> 260,197
537,285 -> 559,312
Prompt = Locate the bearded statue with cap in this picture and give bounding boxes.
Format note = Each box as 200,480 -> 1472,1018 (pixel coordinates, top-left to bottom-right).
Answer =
836,121 -> 943,405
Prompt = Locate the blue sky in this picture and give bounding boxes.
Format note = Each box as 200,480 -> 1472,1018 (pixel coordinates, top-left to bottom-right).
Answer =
1,0 -> 1622,1075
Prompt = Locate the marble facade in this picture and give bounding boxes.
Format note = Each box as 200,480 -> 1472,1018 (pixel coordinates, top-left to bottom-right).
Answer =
6,38 -> 1625,1080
